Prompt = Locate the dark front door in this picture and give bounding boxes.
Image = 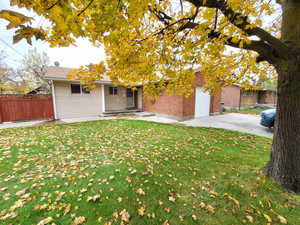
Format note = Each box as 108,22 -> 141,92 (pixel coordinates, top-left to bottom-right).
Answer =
126,88 -> 135,108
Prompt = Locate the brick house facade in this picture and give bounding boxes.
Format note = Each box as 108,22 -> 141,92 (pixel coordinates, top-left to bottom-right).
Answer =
258,90 -> 277,105
143,72 -> 221,120
221,85 -> 277,109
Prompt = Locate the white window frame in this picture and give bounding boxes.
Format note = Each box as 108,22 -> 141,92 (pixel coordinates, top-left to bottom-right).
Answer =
70,83 -> 91,95
109,86 -> 118,96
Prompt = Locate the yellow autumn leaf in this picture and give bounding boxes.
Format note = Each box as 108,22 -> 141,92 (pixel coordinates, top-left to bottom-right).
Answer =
168,196 -> 176,202
263,214 -> 272,223
0,10 -> 32,29
37,217 -> 53,225
120,209 -> 130,222
278,215 -> 287,224
138,207 -> 145,216
63,204 -> 71,216
192,214 -> 197,221
72,216 -> 86,225
246,215 -> 254,223
136,188 -> 145,195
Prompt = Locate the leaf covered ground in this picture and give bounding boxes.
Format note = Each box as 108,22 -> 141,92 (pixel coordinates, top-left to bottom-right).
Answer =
0,120 -> 299,225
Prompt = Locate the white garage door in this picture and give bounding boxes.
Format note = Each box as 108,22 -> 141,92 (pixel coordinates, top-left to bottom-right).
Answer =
195,87 -> 211,117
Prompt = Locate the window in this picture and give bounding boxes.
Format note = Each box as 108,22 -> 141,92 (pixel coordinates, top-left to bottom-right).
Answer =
126,88 -> 133,97
242,90 -> 253,97
71,84 -> 91,94
82,85 -> 90,94
71,84 -> 81,94
109,87 -> 118,95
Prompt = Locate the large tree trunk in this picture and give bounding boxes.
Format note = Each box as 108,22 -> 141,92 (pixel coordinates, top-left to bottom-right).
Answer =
263,1 -> 300,192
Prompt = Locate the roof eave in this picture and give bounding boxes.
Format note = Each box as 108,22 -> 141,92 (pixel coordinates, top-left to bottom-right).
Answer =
44,77 -> 113,84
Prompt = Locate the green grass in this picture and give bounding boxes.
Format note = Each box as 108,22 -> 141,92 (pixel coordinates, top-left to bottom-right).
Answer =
225,108 -> 270,115
0,120 -> 299,225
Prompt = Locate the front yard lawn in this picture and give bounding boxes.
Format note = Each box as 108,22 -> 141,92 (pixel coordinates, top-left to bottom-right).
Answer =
224,107 -> 272,115
0,120 -> 299,225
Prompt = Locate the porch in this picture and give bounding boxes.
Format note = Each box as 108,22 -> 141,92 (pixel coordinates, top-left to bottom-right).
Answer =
103,85 -> 143,113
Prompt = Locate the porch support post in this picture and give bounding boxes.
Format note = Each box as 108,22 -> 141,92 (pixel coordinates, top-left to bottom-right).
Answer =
101,84 -> 105,113
51,80 -> 57,119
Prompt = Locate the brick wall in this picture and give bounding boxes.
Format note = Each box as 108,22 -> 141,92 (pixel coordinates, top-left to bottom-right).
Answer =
143,71 -> 221,119
143,93 -> 185,118
241,90 -> 258,107
221,85 -> 241,109
258,90 -> 277,105
210,90 -> 222,114
183,92 -> 195,117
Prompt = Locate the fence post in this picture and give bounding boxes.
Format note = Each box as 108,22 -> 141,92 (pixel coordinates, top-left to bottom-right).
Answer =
0,97 -> 3,123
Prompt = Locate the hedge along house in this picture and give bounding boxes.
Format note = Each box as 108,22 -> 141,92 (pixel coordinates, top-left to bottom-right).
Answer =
143,71 -> 222,120
44,66 -> 143,119
45,66 -> 221,120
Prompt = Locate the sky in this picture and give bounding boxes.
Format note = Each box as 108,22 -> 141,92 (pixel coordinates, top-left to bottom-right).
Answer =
0,0 -> 105,69
0,0 -> 281,70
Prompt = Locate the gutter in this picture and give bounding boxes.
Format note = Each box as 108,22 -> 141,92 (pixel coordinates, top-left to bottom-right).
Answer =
50,80 -> 57,120
44,77 -> 113,84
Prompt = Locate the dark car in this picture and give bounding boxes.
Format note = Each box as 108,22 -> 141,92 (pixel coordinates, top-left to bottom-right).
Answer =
260,109 -> 276,128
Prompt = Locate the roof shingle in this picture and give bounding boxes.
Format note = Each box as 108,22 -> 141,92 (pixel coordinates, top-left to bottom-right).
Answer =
44,66 -> 111,83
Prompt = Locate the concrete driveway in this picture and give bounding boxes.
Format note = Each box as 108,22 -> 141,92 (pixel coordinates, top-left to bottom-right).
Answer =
181,113 -> 273,138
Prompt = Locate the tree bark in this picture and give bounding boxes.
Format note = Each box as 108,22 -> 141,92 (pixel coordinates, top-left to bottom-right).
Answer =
263,1 -> 300,193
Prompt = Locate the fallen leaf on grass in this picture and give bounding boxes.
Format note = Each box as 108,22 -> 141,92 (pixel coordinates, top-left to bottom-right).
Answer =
263,214 -> 272,223
120,209 -> 130,222
136,188 -> 145,195
192,214 -> 197,221
72,216 -> 86,225
63,204 -> 71,216
278,215 -> 287,224
37,217 -> 53,225
168,196 -> 176,202
138,207 -> 145,216
15,188 -> 27,196
224,193 -> 240,208
87,194 -> 100,202
206,204 -> 215,214
0,187 -> 7,192
246,215 -> 254,223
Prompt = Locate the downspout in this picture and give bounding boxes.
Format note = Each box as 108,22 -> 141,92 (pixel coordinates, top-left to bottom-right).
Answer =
101,84 -> 106,113
239,89 -> 242,110
51,80 -> 57,120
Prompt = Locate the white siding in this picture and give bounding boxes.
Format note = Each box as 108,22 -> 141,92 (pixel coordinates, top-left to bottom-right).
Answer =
54,81 -> 103,119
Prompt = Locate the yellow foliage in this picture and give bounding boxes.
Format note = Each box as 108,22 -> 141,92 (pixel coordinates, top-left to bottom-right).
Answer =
1,0 -> 278,97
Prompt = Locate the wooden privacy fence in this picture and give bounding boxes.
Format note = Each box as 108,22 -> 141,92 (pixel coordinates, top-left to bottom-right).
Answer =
0,94 -> 54,123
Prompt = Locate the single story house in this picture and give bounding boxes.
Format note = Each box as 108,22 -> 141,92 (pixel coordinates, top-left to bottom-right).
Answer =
44,66 -> 221,121
221,85 -> 277,110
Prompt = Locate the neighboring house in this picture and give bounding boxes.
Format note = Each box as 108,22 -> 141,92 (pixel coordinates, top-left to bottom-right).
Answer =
221,85 -> 277,110
44,66 -> 221,120
27,83 -> 50,94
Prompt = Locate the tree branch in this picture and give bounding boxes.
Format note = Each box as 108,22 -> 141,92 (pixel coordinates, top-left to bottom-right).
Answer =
208,30 -> 277,63
47,0 -> 61,10
77,0 -> 95,16
185,0 -> 289,56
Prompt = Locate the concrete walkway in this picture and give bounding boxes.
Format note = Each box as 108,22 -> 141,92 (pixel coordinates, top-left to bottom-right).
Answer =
0,113 -> 272,138
180,113 -> 273,138
0,120 -> 48,129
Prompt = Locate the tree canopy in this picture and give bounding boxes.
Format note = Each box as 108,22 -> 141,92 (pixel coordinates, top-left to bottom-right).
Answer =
0,0 -> 281,96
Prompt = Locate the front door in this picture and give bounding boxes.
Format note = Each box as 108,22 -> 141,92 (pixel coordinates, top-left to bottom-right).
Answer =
126,88 -> 135,108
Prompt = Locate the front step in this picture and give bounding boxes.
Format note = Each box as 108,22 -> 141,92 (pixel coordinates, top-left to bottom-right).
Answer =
100,111 -> 155,117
